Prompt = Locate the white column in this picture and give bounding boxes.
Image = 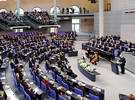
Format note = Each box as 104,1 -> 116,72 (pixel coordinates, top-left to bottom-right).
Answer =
16,0 -> 20,18
53,0 -> 57,24
99,0 -> 104,37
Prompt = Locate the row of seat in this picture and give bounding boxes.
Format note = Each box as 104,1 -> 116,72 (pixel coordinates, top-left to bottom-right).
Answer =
0,31 -> 104,100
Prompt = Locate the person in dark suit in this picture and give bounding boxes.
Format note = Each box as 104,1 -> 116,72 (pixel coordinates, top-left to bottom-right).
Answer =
0,81 -> 4,91
66,66 -> 77,78
119,56 -> 126,74
14,57 -> 19,64
0,57 -> 3,68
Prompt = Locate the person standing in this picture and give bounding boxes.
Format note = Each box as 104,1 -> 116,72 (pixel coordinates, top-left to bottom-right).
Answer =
119,56 -> 126,74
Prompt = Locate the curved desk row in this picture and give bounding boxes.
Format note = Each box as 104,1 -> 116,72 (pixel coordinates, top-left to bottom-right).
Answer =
78,62 -> 100,82
0,71 -> 18,100
52,63 -> 104,100
82,43 -> 114,61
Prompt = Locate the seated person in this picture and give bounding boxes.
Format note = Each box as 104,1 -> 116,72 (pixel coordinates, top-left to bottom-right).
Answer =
27,88 -> 37,100
14,57 -> 19,64
0,81 -> 4,91
59,91 -> 71,100
66,66 -> 77,78
90,52 -> 99,65
16,72 -> 23,82
85,48 -> 94,58
0,57 -> 3,67
14,66 -> 22,73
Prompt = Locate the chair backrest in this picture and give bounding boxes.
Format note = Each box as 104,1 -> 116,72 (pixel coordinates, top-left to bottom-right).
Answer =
89,93 -> 99,100
41,81 -> 47,92
49,88 -> 56,99
51,71 -> 56,79
12,71 -> 16,78
25,92 -> 31,100
31,71 -> 35,80
58,95 -> 67,100
36,76 -> 40,87
56,75 -> 62,85
74,87 -> 83,96
62,81 -> 69,89
13,77 -> 18,87
20,84 -> 25,95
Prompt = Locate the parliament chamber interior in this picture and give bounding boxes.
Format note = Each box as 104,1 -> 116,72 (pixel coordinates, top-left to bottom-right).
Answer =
0,0 -> 135,100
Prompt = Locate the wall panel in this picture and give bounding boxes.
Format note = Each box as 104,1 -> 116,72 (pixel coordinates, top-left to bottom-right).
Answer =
0,0 -> 99,12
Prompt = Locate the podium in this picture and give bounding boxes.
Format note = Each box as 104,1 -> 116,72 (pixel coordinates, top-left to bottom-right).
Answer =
111,60 -> 122,75
68,51 -> 78,57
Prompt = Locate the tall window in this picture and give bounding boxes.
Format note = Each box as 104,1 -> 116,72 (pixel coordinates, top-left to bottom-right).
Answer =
50,7 -> 60,14
15,8 -> 24,16
0,9 -> 7,13
33,7 -> 42,12
72,19 -> 80,32
71,6 -> 80,33
50,28 -> 58,33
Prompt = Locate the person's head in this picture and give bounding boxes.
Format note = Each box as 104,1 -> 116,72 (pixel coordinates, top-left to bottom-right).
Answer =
19,64 -> 23,68
130,94 -> 135,100
37,64 -> 40,68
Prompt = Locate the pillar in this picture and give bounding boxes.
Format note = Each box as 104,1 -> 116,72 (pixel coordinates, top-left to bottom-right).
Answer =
16,0 -> 20,18
53,0 -> 57,24
99,0 -> 104,37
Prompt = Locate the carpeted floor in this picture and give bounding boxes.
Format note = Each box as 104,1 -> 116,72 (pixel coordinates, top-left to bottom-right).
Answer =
68,40 -> 135,100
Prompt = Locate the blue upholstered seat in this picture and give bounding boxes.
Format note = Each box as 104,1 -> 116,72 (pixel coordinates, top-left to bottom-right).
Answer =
41,81 -> 47,93
58,95 -> 67,100
62,81 -> 69,89
48,88 -> 56,99
74,87 -> 83,96
35,76 -> 40,87
89,93 -> 99,100
56,75 -> 63,85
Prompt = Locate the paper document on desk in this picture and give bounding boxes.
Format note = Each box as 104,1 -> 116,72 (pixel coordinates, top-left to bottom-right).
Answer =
71,79 -> 77,82
4,85 -> 10,89
92,87 -> 101,92
66,90 -> 72,95
30,82 -> 33,84
34,87 -> 39,93
0,77 -> 5,80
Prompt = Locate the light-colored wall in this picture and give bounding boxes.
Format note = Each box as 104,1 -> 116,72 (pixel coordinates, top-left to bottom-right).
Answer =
0,0 -> 99,12
0,0 -> 16,12
121,24 -> 135,43
80,18 -> 94,33
94,11 -> 121,36
111,0 -> 135,11
94,10 -> 135,43
58,20 -> 72,31
121,12 -> 135,43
